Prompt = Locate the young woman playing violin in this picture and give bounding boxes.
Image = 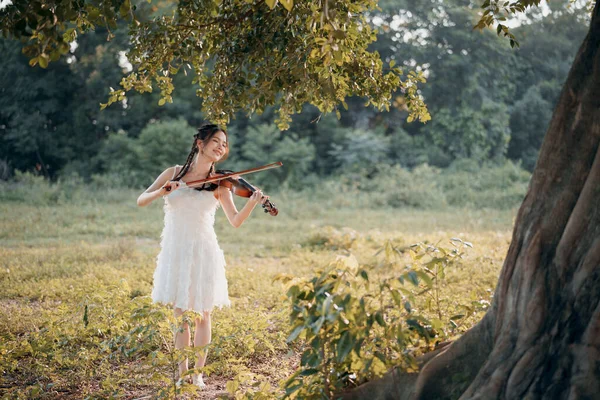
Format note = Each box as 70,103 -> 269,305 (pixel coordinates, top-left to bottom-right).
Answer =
136,123 -> 270,388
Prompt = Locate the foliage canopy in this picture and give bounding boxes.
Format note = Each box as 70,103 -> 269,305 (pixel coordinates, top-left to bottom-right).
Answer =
2,0 -> 590,130
2,0 -> 433,129
0,0 -> 590,180
1,0 -> 592,130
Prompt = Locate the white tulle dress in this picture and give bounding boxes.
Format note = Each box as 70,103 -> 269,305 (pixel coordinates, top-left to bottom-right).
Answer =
151,180 -> 231,313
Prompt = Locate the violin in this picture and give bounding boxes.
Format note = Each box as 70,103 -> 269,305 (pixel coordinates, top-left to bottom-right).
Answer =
167,162 -> 282,216
213,171 -> 278,216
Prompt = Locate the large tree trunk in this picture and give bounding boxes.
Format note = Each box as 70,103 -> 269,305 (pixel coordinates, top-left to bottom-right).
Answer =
345,1 -> 600,399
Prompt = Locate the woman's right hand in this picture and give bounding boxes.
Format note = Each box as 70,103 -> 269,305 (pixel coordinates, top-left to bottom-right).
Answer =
159,180 -> 182,196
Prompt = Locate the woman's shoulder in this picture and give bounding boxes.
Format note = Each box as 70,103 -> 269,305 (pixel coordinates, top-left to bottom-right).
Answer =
171,165 -> 183,178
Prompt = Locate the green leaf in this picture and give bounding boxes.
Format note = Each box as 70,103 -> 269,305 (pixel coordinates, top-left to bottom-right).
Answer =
226,379 -> 239,394
158,98 -> 166,106
87,6 -> 100,21
280,0 -> 293,11
299,368 -> 319,376
407,271 -> 419,286
287,324 -> 304,342
406,318 -> 429,338
119,0 -> 131,18
311,316 -> 325,334
321,294 -> 333,315
38,54 -> 49,69
374,350 -> 387,364
415,270 -> 433,288
336,330 -> 354,362
375,312 -> 386,327
359,270 -> 369,281
265,0 -> 277,9
285,382 -> 302,396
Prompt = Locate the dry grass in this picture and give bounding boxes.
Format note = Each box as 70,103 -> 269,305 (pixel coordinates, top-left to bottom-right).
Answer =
0,187 -> 516,398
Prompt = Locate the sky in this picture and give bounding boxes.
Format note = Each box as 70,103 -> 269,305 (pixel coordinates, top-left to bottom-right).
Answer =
0,0 -> 13,11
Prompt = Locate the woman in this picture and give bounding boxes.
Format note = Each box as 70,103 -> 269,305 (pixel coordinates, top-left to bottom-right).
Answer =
137,123 -> 268,388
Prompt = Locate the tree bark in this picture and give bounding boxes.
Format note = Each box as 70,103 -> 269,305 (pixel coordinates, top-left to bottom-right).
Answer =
345,1 -> 600,398
456,2 -> 600,397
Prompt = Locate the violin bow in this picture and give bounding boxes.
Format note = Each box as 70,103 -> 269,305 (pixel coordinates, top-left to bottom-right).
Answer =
183,161 -> 283,189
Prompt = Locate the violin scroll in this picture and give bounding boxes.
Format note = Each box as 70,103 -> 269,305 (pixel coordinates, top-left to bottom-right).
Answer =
261,199 -> 278,216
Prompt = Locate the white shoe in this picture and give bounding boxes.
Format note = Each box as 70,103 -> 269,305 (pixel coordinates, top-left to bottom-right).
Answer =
193,374 -> 206,388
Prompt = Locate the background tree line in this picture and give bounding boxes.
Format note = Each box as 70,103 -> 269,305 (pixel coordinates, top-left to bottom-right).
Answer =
0,0 -> 589,188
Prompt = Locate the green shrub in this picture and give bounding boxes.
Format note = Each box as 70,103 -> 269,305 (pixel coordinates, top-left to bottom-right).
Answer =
94,119 -> 196,187
304,226 -> 360,251
276,238 -> 486,398
370,164 -> 447,209
0,159 -> 530,210
225,123 -> 317,190
328,129 -> 391,174
441,160 -> 530,209
293,160 -> 529,210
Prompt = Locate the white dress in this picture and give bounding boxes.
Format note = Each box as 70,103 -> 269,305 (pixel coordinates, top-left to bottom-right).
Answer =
151,181 -> 231,313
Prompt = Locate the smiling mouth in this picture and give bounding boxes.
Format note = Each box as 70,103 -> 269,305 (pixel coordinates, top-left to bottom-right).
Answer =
214,151 -> 223,157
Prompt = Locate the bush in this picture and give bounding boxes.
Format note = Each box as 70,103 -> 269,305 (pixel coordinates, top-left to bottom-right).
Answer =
225,123 -> 317,190
0,159 -> 530,210
276,238 -> 487,398
328,129 -> 391,174
0,170 -> 137,205
2,170 -> 63,205
441,160 -> 530,209
297,160 -> 530,210
94,119 -> 196,187
304,226 -> 360,251
370,164 -> 447,209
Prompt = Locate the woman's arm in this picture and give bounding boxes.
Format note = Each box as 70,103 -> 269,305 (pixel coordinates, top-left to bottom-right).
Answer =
137,166 -> 181,207
216,185 -> 266,228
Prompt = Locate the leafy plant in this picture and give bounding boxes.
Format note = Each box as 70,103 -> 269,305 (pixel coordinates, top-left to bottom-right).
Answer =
276,254 -> 422,398
276,238 -> 488,398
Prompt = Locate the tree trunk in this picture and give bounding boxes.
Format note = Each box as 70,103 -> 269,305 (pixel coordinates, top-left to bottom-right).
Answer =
345,1 -> 600,399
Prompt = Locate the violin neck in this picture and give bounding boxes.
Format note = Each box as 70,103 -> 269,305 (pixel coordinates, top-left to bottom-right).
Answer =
236,177 -> 255,192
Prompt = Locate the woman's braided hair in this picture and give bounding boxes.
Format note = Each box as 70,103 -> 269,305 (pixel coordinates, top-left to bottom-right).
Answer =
172,123 -> 228,191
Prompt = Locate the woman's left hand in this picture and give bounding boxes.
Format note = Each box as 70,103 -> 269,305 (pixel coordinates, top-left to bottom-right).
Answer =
250,188 -> 269,205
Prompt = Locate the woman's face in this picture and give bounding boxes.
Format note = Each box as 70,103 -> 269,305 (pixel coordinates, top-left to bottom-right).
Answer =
199,130 -> 228,162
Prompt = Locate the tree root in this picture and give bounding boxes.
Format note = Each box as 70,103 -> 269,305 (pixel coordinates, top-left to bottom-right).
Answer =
340,315 -> 494,400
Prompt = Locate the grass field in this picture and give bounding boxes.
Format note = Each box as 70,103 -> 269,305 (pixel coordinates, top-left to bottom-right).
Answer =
0,184 -> 517,399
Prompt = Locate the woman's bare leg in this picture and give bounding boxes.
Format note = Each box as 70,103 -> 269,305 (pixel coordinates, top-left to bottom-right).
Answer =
193,311 -> 212,383
173,307 -> 190,379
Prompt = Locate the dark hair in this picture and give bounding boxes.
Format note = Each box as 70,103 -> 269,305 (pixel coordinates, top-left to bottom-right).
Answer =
172,123 -> 228,191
